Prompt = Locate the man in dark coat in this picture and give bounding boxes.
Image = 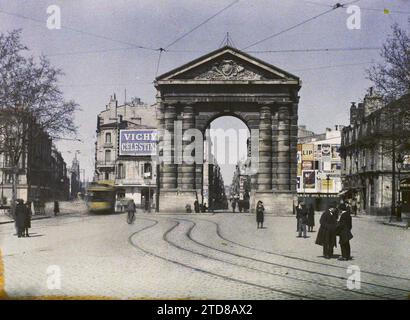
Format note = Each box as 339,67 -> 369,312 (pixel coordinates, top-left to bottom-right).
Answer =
315,204 -> 338,259
14,199 -> 26,238
256,201 -> 265,229
296,202 -> 308,238
24,201 -> 32,237
194,200 -> 200,213
337,204 -> 353,260
307,204 -> 315,232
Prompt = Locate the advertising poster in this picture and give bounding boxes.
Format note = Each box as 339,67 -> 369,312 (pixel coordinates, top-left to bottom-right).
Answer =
302,161 -> 313,170
331,145 -> 340,159
322,179 -> 334,192
321,144 -> 331,159
302,144 -> 314,161
303,170 -> 316,189
314,144 -> 322,159
119,130 -> 158,156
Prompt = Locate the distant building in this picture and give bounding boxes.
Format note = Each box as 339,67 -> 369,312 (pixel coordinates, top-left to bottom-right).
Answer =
0,118 -> 68,204
297,125 -> 344,210
94,94 -> 158,210
69,155 -> 81,199
51,146 -> 70,200
340,89 -> 410,215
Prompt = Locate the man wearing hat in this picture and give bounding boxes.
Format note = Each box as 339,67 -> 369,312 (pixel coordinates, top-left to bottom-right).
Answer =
315,202 -> 338,259
337,203 -> 353,261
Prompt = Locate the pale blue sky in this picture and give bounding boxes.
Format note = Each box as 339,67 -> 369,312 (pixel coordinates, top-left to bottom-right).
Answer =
0,0 -> 409,182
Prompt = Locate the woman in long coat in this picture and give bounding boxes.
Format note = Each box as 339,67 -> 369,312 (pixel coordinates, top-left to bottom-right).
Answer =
315,205 -> 338,259
256,201 -> 265,229
307,204 -> 315,232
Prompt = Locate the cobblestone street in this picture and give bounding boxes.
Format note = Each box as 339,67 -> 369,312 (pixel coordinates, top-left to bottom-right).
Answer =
1,211 -> 409,300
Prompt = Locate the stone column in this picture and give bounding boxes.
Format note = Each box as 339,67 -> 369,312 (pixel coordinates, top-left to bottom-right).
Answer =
180,103 -> 196,190
157,102 -> 165,188
289,103 -> 298,192
162,104 -> 177,189
257,104 -> 272,191
277,105 -> 291,190
271,107 -> 279,190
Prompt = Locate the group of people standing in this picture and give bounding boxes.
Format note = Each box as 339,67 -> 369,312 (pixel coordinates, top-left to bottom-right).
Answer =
315,201 -> 353,260
295,200 -> 354,260
14,199 -> 32,238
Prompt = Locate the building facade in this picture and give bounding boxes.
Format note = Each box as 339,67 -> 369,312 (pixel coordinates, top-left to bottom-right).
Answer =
340,89 -> 410,215
0,119 -> 69,204
94,95 -> 158,210
297,125 -> 343,209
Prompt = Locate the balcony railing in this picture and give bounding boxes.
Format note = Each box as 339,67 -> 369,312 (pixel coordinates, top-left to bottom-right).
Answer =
96,160 -> 116,167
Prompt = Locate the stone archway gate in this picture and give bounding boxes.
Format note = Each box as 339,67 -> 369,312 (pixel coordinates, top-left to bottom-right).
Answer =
154,46 -> 301,214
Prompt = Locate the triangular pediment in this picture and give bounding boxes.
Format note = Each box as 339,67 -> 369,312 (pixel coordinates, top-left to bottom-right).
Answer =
156,46 -> 299,84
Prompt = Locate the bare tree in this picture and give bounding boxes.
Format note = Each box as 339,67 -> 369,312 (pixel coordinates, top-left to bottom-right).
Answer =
0,30 -> 78,214
366,21 -> 410,219
367,21 -> 410,102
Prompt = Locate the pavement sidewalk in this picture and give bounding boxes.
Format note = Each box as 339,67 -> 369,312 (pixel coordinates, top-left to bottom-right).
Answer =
0,200 -> 88,225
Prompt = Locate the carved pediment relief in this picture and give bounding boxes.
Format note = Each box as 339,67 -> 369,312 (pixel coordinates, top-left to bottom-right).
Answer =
191,59 -> 264,81
156,46 -> 300,83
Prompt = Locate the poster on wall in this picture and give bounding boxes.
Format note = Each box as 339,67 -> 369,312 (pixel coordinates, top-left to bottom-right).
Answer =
302,161 -> 313,170
331,145 -> 340,159
302,144 -> 314,161
315,144 -> 322,159
297,163 -> 302,176
322,179 -> 334,192
321,144 -> 331,159
119,130 -> 158,156
303,170 -> 316,189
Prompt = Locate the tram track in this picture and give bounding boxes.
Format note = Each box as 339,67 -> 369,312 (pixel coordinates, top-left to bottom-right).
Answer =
198,216 -> 410,283
128,216 -> 408,299
171,218 -> 407,299
128,217 -> 313,299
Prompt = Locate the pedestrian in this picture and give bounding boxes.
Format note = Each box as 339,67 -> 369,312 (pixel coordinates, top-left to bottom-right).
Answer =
24,201 -> 32,237
127,199 -> 136,224
351,197 -> 357,217
256,200 -> 265,229
54,200 -> 59,216
315,203 -> 338,259
337,204 -> 353,261
296,201 -> 308,238
194,200 -> 200,213
232,199 -> 236,213
14,199 -> 26,238
307,203 -> 315,232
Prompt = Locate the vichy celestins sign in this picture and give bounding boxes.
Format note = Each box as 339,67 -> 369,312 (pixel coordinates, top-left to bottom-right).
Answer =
119,129 -> 158,156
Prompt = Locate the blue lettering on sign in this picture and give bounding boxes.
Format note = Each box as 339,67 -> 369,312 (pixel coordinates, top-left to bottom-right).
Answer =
119,130 -> 158,156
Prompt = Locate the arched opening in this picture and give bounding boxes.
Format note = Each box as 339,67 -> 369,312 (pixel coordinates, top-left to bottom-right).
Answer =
202,115 -> 251,212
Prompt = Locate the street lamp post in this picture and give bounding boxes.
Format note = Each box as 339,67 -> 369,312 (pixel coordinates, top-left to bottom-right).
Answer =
396,153 -> 404,222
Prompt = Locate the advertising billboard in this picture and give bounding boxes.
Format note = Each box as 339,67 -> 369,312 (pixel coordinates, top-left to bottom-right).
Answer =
119,129 -> 158,156
321,144 -> 331,159
302,144 -> 314,161
302,170 -> 316,189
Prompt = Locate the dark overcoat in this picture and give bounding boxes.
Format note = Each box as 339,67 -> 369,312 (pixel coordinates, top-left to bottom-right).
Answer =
24,205 -> 32,228
296,206 -> 308,224
315,210 -> 337,248
15,203 -> 26,230
307,206 -> 315,227
256,205 -> 264,223
337,211 -> 353,244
